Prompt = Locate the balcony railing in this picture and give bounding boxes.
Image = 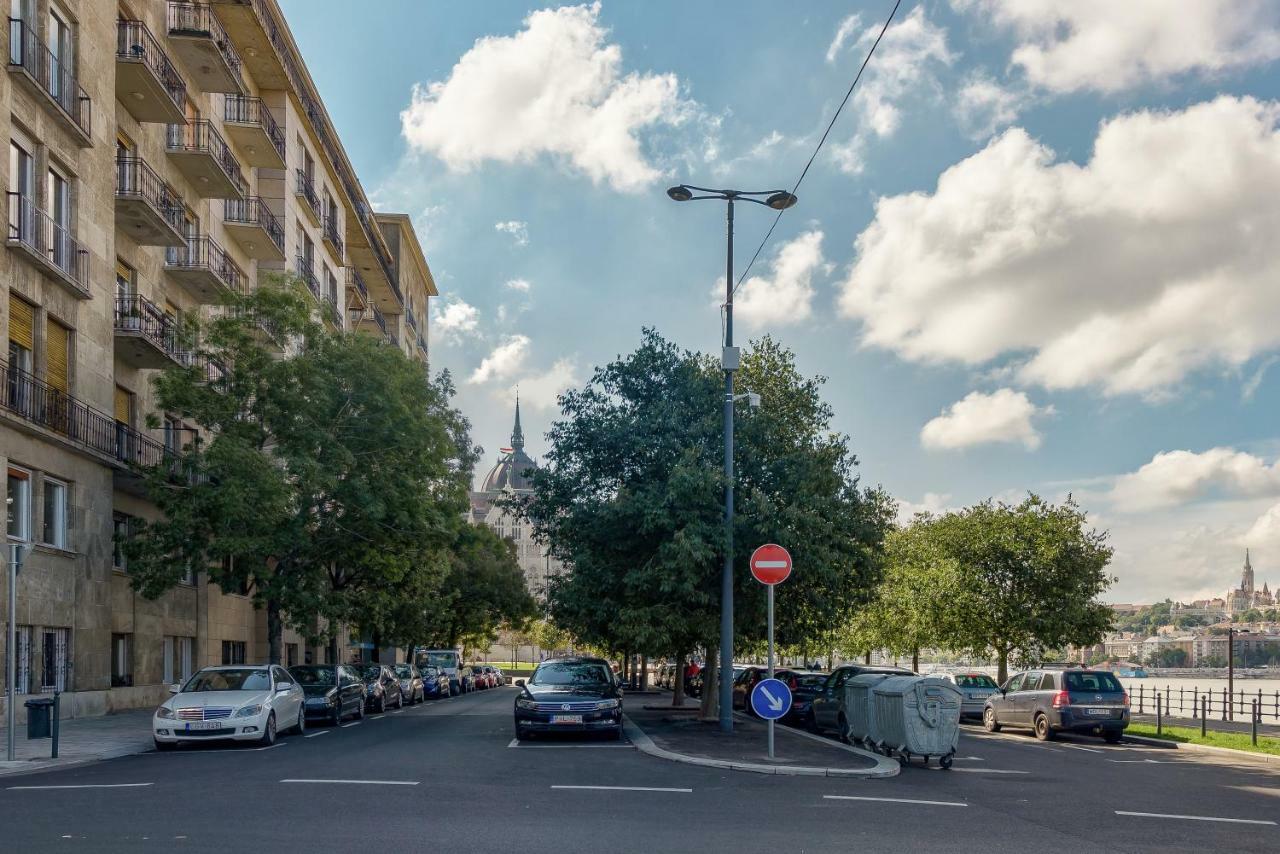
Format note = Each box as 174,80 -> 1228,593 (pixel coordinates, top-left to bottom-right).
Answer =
370,304 -> 388,337
224,196 -> 284,251
322,214 -> 344,258
295,170 -> 321,220
295,255 -> 320,299
166,120 -> 245,192
345,267 -> 369,306
115,157 -> 184,227
175,350 -> 227,386
7,17 -> 91,139
7,193 -> 89,297
1,361 -> 168,468
116,19 -> 186,107
223,94 -> 284,161
166,1 -> 242,82
114,295 -> 179,355
166,235 -> 247,296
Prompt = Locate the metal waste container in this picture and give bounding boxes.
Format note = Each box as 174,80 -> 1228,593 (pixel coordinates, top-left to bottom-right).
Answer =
872,675 -> 962,769
843,673 -> 894,748
24,697 -> 55,739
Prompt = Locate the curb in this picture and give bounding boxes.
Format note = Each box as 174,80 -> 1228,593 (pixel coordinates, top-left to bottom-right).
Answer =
622,715 -> 900,778
1124,733 -> 1280,765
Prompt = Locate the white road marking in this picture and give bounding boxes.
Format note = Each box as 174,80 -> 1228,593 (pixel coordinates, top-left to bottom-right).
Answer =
7,783 -> 154,790
949,768 -> 1028,775
824,795 -> 966,808
303,730 -> 330,738
1108,759 -> 1175,764
508,740 -> 631,749
281,779 -> 419,786
340,721 -> 363,728
1059,743 -> 1103,753
954,756 -> 985,761
391,709 -> 404,715
252,742 -> 286,751
551,785 -> 691,793
1116,811 -> 1276,826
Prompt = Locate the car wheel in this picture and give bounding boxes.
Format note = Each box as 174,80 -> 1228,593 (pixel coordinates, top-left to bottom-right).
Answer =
396,692 -> 404,709
1034,714 -> 1054,741
330,706 -> 341,727
295,704 -> 306,734
983,707 -> 1000,733
154,739 -> 175,752
377,695 -> 386,714
356,700 -> 365,720
260,712 -> 277,746
1103,730 -> 1122,744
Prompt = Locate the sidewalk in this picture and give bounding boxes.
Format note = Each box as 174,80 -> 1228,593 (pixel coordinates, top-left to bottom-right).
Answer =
624,702 -> 898,777
0,709 -> 155,777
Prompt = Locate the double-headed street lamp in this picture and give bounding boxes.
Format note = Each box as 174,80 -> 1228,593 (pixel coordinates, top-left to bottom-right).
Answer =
666,184 -> 798,733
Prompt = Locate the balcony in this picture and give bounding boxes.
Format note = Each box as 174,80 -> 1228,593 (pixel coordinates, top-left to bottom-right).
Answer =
175,350 -> 227,386
114,295 -> 181,370
6,193 -> 90,299
166,2 -> 243,94
7,18 -> 91,145
116,20 -> 186,124
223,95 -> 285,169
165,236 -> 247,303
295,255 -> 320,301
115,157 -> 186,247
224,196 -> 284,261
322,215 -> 344,260
166,120 -> 245,199
345,267 -> 368,309
294,170 -> 321,226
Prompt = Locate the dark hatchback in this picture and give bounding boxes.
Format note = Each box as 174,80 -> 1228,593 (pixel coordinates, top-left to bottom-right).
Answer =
778,670 -> 827,725
289,664 -> 365,725
514,656 -> 623,740
984,668 -> 1130,742
420,665 -> 450,698
359,663 -> 403,712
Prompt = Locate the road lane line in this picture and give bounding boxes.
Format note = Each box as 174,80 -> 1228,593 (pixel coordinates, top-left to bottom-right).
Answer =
8,783 -> 154,790
551,785 -> 691,793
303,730 -> 330,738
281,779 -> 419,786
391,709 -> 403,715
824,795 -> 966,808
1116,811 -> 1275,826
949,768 -> 1028,774
252,742 -> 287,751
340,721 -> 363,728
1059,743 -> 1103,753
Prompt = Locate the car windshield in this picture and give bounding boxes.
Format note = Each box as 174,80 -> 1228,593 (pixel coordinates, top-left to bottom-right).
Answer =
531,661 -> 611,686
183,669 -> 271,692
796,675 -> 826,688
955,674 -> 997,689
290,667 -> 337,686
360,665 -> 383,680
422,652 -> 457,669
393,665 -> 414,678
1065,672 -> 1123,693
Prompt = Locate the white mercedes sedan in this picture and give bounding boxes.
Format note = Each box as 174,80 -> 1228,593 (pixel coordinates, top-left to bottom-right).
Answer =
153,664 -> 306,750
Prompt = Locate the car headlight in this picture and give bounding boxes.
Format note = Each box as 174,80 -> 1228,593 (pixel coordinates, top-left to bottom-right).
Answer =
515,697 -> 539,710
156,706 -> 175,719
596,699 -> 620,710
235,704 -> 264,718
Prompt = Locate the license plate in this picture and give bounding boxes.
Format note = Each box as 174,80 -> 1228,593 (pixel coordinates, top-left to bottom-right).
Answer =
551,714 -> 583,724
1086,708 -> 1111,717
183,721 -> 223,731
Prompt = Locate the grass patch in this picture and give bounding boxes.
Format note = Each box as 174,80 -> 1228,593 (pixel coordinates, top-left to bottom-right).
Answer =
1126,722 -> 1280,757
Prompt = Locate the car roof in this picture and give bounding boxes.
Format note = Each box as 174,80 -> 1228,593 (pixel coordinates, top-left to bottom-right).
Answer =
200,664 -> 269,671
539,656 -> 609,666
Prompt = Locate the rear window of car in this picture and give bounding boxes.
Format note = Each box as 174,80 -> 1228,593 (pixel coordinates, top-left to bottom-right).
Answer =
796,675 -> 826,688
393,665 -> 413,678
955,674 -> 997,688
1065,672 -> 1123,693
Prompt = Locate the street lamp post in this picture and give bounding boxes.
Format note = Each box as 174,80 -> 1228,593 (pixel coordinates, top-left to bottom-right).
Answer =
666,184 -> 797,733
7,542 -> 32,761
1228,627 -> 1249,722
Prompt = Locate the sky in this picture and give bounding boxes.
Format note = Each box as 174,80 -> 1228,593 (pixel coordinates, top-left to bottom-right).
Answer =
278,0 -> 1280,605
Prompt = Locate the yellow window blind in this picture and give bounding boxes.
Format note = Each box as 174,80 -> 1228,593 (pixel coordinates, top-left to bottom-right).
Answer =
114,386 -> 133,423
46,318 -> 69,394
9,297 -> 34,350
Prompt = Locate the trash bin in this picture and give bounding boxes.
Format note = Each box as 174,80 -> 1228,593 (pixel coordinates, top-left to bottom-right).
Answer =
843,673 -> 895,748
24,697 -> 55,739
872,676 -> 962,768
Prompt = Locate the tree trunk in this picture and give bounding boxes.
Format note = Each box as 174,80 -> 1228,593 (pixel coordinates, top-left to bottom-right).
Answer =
327,633 -> 339,666
700,648 -> 719,721
640,655 -> 649,691
266,597 -> 283,665
912,646 -> 920,673
864,650 -> 871,665
997,647 -> 1009,685
673,651 -> 687,707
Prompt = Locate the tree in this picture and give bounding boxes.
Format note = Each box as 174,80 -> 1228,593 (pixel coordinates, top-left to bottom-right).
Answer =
921,495 -> 1115,683
1153,647 -> 1189,668
125,278 -> 475,661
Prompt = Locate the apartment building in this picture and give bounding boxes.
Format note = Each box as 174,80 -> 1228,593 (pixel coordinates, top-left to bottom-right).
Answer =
2,0 -> 428,721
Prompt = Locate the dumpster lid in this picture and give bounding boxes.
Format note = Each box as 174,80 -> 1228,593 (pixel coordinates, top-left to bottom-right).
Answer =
23,697 -> 55,707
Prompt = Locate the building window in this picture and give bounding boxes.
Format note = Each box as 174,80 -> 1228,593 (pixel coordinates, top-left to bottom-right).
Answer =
179,563 -> 195,586
110,633 -> 132,687
163,636 -> 194,685
7,467 -> 31,542
40,628 -> 68,691
221,640 -> 246,665
8,295 -> 34,413
6,625 -> 32,693
112,512 -> 132,571
41,477 -> 67,549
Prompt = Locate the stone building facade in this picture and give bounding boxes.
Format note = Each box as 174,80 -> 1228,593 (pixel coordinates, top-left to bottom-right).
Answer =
2,0 -> 430,721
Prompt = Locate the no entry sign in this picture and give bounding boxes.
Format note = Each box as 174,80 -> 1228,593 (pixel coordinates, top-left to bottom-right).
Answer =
750,544 -> 792,586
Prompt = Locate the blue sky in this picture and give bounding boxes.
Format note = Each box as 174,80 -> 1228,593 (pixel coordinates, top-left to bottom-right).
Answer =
280,0 -> 1280,603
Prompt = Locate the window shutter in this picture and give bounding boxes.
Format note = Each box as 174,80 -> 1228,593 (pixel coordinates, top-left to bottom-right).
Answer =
46,319 -> 70,394
114,386 -> 132,423
9,297 -> 34,350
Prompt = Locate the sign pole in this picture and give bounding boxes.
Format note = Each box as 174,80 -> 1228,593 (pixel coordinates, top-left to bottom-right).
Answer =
767,583 -> 775,760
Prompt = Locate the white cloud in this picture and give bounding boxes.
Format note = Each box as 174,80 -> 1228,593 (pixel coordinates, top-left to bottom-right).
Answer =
504,358 -> 581,413
895,492 -> 956,525
431,299 -> 480,342
826,13 -> 862,64
469,335 -> 531,384
495,220 -> 529,247
505,278 -> 532,293
1110,448 -> 1280,512
954,73 -> 1025,139
729,231 -> 827,330
920,388 -> 1051,451
839,96 -> 1280,397
400,2 -> 699,192
952,0 -> 1280,94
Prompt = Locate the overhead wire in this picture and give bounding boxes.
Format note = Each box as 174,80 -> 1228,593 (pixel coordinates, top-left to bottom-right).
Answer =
730,0 -> 903,297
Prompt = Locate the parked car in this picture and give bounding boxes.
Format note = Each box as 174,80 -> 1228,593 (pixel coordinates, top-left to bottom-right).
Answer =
153,664 -> 306,750
732,666 -> 769,713
359,663 -> 403,712
777,670 -> 827,726
809,664 -> 914,736
393,663 -> 425,705
514,656 -> 623,741
415,648 -> 464,696
984,668 -> 1129,742
458,665 -> 477,694
420,665 -> 451,699
489,665 -> 506,686
938,671 -> 1000,720
289,663 -> 365,725
473,665 -> 495,689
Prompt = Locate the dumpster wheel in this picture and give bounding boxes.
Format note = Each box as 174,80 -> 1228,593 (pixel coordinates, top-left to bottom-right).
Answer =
939,753 -> 953,770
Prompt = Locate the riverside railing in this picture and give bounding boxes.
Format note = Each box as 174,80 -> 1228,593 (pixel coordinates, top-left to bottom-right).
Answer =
1132,683 -> 1280,724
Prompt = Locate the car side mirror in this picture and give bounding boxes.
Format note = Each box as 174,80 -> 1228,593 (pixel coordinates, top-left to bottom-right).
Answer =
277,685 -> 291,693
168,683 -> 180,694
514,679 -> 525,687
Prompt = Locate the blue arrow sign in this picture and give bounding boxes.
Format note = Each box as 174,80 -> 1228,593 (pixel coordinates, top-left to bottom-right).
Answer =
750,678 -> 792,720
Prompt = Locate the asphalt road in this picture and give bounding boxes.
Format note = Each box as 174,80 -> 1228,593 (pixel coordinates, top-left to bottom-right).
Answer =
0,686 -> 1277,853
